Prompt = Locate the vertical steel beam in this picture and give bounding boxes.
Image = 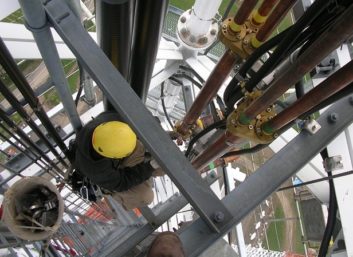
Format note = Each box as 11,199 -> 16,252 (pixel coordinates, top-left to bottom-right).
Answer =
18,0 -> 82,132
179,95 -> 353,256
43,0 -> 232,233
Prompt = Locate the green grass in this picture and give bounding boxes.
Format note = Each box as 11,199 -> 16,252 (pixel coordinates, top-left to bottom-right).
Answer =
42,60 -> 78,107
169,0 -> 193,11
267,206 -> 285,251
1,9 -> 23,23
169,0 -> 239,17
295,218 -> 305,254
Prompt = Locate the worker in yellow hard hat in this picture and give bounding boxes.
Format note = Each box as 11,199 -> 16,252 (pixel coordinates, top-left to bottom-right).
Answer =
74,112 -> 164,210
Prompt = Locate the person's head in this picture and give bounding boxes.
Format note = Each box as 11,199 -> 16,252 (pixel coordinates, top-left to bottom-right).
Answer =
92,121 -> 137,159
147,232 -> 185,257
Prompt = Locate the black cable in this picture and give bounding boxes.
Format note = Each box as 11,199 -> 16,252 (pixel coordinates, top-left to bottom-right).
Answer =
244,0 -> 331,92
0,108 -> 63,174
223,29 -> 290,109
0,79 -> 68,167
74,62 -> 85,106
222,166 -> 233,244
278,169 -> 353,192
179,65 -> 205,83
295,79 -> 305,99
174,73 -> 203,89
221,143 -> 268,158
170,74 -> 221,120
224,0 -> 349,110
224,16 -> 333,110
173,73 -> 226,119
318,148 -> 337,257
209,98 -> 220,122
185,119 -> 226,158
0,37 -> 70,158
168,76 -> 183,85
0,129 -> 50,171
160,83 -> 174,129
222,0 -> 237,21
239,27 -> 291,78
216,95 -> 227,116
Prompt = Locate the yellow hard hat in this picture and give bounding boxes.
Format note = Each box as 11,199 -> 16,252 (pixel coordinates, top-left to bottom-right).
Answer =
92,121 -> 137,158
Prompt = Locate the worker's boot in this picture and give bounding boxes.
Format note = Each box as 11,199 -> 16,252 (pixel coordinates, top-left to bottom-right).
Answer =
147,232 -> 185,257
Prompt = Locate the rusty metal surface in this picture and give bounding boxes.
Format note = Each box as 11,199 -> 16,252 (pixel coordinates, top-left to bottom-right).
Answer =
243,4 -> 353,121
192,132 -> 242,170
233,0 -> 259,25
257,0 -> 280,17
267,59 -> 353,131
177,50 -> 240,135
255,0 -> 297,42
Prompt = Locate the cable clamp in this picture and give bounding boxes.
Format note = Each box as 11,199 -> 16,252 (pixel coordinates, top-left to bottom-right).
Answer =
300,119 -> 321,135
324,156 -> 343,172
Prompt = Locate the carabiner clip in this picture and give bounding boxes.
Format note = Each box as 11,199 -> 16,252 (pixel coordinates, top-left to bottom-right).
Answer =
80,186 -> 89,200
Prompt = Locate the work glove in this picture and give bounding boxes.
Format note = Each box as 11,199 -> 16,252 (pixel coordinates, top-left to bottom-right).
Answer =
150,159 -> 165,177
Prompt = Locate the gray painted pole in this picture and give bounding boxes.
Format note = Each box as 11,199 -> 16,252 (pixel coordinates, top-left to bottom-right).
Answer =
66,0 -> 96,106
18,0 -> 82,132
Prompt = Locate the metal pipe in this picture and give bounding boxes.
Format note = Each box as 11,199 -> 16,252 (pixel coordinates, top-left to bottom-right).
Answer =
96,0 -> 135,80
233,0 -> 259,26
0,38 -> 70,159
178,50 -> 240,135
252,0 -> 297,46
263,59 -> 353,133
192,132 -> 242,170
244,0 -> 331,93
179,94 -> 353,257
18,0 -> 82,132
0,108 -> 63,175
0,123 -> 40,160
0,79 -> 68,167
199,155 -> 239,174
241,4 -> 353,124
251,0 -> 279,26
129,0 -> 169,101
96,0 -> 136,110
187,0 -> 222,38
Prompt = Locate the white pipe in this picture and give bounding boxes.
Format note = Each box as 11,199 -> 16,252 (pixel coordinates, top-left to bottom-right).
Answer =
225,165 -> 247,257
80,0 -> 95,24
236,224 -> 247,257
187,0 -> 222,37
